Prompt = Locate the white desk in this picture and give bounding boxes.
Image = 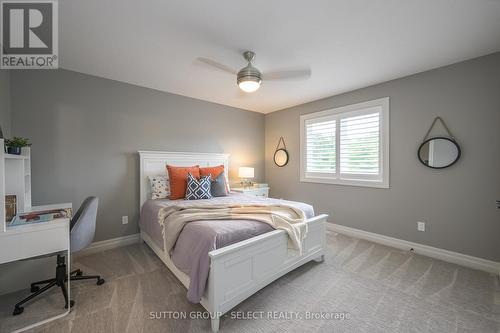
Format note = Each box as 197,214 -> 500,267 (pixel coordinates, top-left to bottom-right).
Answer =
0,203 -> 72,332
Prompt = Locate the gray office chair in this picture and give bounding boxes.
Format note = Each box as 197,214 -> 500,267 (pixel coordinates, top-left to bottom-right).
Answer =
13,197 -> 105,315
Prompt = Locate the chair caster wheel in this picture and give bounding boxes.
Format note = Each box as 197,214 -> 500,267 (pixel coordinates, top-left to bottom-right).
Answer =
13,306 -> 24,316
97,278 -> 105,286
75,270 -> 83,277
65,300 -> 75,309
31,285 -> 40,293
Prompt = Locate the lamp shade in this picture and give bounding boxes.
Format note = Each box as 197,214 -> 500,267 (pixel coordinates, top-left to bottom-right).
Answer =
238,167 -> 254,178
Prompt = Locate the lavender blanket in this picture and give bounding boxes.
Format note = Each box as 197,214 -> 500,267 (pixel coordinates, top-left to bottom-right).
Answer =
139,192 -> 314,303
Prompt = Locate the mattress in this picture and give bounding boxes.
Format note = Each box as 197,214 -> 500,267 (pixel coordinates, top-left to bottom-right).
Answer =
139,192 -> 314,250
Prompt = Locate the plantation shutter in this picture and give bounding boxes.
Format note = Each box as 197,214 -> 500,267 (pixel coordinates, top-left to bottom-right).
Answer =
301,97 -> 388,188
305,118 -> 336,174
340,111 -> 380,177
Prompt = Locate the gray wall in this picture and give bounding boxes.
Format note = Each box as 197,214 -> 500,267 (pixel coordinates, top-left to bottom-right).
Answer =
11,69 -> 265,242
0,70 -> 11,138
265,52 -> 500,262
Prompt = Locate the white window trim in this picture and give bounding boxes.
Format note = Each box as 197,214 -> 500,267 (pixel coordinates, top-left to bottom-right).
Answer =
300,97 -> 390,189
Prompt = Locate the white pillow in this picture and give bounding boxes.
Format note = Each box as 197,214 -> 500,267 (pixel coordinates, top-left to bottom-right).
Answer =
149,176 -> 170,200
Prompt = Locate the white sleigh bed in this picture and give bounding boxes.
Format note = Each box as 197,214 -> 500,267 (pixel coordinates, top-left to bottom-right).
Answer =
138,151 -> 328,332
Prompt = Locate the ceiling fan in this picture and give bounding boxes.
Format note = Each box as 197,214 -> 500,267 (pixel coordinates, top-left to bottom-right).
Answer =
196,51 -> 311,93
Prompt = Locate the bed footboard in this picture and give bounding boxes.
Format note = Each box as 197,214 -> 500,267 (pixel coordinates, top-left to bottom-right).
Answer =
206,214 -> 328,332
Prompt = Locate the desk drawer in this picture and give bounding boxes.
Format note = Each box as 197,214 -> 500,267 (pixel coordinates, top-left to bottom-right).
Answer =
0,223 -> 69,264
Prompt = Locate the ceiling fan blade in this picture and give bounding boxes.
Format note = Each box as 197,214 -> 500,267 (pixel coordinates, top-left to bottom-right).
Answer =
195,57 -> 237,75
264,68 -> 311,80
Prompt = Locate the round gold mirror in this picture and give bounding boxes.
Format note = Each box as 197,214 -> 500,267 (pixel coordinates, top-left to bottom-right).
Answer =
274,148 -> 289,167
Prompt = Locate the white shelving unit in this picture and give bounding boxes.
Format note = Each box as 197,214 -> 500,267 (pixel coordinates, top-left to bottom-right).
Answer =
0,139 -> 5,232
0,139 -> 32,232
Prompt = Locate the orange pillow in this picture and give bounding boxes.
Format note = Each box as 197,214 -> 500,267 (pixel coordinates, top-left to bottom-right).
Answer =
200,165 -> 229,192
167,165 -> 200,199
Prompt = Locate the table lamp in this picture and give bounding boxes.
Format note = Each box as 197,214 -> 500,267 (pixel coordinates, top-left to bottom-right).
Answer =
238,167 -> 254,188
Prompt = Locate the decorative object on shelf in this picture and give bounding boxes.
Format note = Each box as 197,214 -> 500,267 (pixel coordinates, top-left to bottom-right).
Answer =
5,195 -> 17,223
5,137 -> 31,155
0,126 -> 4,154
274,136 -> 289,167
8,207 -> 72,227
238,167 -> 255,188
418,116 -> 461,169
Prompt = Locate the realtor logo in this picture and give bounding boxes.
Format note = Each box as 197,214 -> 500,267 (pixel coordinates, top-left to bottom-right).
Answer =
1,0 -> 58,69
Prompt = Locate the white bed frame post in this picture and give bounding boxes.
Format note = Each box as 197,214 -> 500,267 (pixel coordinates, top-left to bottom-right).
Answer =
138,151 -> 328,332
207,259 -> 223,332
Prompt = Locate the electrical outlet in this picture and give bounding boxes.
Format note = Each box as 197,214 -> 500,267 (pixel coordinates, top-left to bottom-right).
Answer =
417,221 -> 426,232
122,216 -> 128,225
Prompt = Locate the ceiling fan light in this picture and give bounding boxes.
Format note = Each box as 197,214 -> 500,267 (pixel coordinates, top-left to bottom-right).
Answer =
238,79 -> 261,93
237,62 -> 262,93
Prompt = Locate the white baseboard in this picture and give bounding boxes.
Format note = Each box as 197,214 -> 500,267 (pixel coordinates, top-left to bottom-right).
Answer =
74,233 -> 141,258
328,223 -> 500,276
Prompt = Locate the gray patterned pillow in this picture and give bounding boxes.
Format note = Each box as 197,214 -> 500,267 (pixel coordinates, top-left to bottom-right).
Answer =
185,173 -> 212,200
148,175 -> 169,200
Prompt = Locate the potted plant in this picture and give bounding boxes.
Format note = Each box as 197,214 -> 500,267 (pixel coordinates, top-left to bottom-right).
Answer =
5,137 -> 31,155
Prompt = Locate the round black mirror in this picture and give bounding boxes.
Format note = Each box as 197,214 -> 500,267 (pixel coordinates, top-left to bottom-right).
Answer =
418,137 -> 461,169
274,148 -> 289,167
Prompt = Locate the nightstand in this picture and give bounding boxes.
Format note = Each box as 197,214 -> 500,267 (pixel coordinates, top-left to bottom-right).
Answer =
231,186 -> 269,198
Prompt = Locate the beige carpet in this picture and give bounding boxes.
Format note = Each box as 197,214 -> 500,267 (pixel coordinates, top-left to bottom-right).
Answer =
1,227 -> 499,333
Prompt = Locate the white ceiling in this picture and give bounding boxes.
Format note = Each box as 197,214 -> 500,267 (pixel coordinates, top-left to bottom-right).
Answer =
60,0 -> 500,113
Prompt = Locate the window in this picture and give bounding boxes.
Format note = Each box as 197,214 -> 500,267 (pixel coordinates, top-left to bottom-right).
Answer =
300,97 -> 389,188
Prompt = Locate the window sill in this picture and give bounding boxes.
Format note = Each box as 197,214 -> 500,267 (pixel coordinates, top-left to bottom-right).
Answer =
300,176 -> 389,189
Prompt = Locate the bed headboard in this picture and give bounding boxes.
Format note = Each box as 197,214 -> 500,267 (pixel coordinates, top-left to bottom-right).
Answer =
138,151 -> 230,208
